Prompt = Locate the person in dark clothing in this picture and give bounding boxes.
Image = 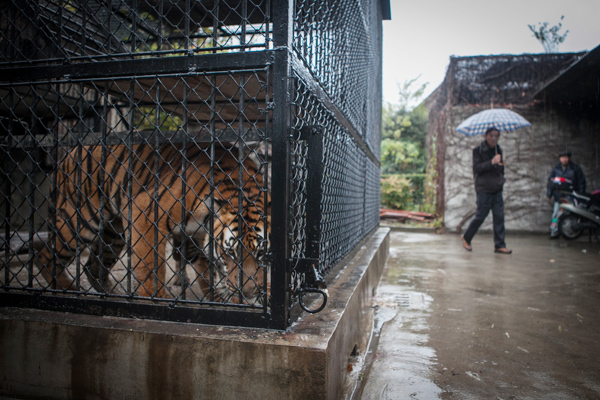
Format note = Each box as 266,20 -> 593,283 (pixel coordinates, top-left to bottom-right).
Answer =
546,151 -> 586,238
462,128 -> 512,254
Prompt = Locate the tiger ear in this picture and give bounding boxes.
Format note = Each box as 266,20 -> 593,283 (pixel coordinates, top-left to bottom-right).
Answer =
193,197 -> 225,225
212,198 -> 225,212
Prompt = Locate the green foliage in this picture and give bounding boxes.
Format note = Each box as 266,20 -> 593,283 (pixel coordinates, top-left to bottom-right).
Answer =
380,79 -> 431,212
381,139 -> 422,175
134,109 -> 183,131
431,217 -> 444,232
381,104 -> 428,173
382,102 -> 428,141
407,174 -> 426,206
381,175 -> 414,210
382,104 -> 412,141
421,134 -> 438,215
528,16 -> 569,53
397,77 -> 428,113
380,174 -> 426,211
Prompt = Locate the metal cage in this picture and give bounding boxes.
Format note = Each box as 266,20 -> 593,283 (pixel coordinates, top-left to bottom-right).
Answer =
1,0 -> 383,330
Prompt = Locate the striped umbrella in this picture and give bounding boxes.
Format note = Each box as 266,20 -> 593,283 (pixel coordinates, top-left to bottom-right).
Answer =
456,109 -> 531,136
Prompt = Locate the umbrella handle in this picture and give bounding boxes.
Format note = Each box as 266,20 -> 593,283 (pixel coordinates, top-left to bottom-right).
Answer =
495,145 -> 504,165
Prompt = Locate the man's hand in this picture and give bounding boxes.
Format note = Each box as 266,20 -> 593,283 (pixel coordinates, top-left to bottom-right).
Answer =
492,154 -> 502,165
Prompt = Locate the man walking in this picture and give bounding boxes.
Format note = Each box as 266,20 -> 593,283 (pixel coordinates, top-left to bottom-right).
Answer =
546,151 -> 586,239
462,127 -> 512,254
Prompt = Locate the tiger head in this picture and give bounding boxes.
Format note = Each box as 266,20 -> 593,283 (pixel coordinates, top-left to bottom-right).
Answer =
193,196 -> 271,306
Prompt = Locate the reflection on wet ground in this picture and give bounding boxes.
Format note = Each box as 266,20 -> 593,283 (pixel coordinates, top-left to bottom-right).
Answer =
354,230 -> 600,400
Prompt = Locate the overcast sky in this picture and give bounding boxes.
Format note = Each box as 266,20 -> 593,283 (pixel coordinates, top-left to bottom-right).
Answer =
382,0 -> 600,107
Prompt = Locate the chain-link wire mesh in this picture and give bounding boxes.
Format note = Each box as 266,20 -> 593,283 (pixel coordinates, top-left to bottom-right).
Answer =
289,76 -> 379,313
1,67 -> 272,321
1,0 -> 383,329
293,0 -> 382,158
0,0 -> 271,66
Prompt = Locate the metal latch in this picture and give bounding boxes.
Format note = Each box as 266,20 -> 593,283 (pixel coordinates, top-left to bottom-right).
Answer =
296,259 -> 328,314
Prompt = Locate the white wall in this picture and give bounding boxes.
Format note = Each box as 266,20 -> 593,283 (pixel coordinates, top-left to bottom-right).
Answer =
443,105 -> 599,234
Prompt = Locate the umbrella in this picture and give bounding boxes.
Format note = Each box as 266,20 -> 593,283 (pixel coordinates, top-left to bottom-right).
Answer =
456,108 -> 531,136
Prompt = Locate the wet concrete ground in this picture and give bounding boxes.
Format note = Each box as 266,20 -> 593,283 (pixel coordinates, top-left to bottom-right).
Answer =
354,230 -> 600,400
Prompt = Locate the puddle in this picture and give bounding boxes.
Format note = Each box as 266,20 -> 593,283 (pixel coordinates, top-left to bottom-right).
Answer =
350,241 -> 443,400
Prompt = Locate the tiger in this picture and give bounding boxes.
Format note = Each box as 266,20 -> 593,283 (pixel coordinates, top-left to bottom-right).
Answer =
35,143 -> 270,305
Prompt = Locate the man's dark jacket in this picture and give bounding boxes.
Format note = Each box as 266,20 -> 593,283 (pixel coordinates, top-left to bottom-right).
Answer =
546,161 -> 586,202
472,140 -> 505,193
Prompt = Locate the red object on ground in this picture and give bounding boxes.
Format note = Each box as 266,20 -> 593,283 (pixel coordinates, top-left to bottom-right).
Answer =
379,209 -> 434,222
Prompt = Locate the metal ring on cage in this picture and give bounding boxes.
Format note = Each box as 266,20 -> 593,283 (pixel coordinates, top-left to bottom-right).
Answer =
298,288 -> 328,314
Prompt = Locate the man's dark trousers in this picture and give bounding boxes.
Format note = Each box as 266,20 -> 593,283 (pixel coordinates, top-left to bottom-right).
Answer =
463,191 -> 506,249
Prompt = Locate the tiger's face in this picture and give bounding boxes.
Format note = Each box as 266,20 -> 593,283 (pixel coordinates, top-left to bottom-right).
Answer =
194,198 -> 271,306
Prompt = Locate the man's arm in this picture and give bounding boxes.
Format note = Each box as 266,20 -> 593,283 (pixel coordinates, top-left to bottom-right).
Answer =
473,148 -> 502,174
575,165 -> 586,193
547,167 -> 557,199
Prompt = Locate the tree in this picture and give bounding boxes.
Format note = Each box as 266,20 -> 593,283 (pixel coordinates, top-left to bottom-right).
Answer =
528,16 -> 569,53
381,78 -> 428,174
397,77 -> 428,114
380,79 -> 429,210
381,138 -> 421,175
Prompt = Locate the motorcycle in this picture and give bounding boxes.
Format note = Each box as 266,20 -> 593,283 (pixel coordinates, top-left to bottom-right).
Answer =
558,188 -> 600,240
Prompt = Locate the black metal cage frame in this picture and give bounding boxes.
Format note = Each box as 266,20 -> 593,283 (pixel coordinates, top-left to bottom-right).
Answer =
1,0 -> 383,330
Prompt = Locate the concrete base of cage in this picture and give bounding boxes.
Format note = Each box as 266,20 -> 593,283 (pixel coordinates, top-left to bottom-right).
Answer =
0,227 -> 389,400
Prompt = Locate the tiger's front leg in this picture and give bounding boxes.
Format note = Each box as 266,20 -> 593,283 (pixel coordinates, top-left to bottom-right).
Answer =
36,212 -> 82,291
128,199 -> 169,298
36,236 -> 78,291
84,239 -> 124,294
169,235 -> 194,287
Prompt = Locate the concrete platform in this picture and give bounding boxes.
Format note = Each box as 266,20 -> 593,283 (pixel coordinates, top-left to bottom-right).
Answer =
0,228 -> 389,400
